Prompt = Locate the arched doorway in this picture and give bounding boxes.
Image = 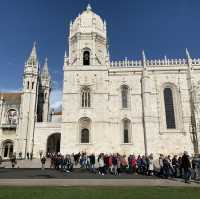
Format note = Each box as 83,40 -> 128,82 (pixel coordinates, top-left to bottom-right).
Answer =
2,140 -> 14,158
47,133 -> 61,154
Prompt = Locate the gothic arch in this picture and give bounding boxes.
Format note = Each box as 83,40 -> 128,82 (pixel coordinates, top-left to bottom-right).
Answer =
81,86 -> 91,108
79,117 -> 91,143
121,118 -> 131,144
1,139 -> 14,158
82,48 -> 91,66
120,85 -> 130,109
160,83 -> 183,132
46,133 -> 61,154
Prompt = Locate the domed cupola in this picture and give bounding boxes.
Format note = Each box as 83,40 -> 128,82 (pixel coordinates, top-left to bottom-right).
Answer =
68,4 -> 109,66
70,4 -> 106,38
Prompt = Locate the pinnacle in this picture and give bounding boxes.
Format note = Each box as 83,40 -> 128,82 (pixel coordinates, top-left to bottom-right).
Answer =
87,4 -> 92,11
30,41 -> 37,60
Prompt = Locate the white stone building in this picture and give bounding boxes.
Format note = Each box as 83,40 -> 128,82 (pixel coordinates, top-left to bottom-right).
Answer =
1,5 -> 200,159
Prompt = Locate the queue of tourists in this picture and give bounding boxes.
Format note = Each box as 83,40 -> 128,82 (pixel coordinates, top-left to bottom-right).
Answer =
1,150 -> 199,184
45,151 -> 200,183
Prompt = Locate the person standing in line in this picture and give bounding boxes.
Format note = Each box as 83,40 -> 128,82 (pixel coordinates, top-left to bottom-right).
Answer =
90,153 -> 96,173
98,154 -> 105,176
27,152 -> 30,160
172,155 -> 179,178
159,154 -> 164,177
148,154 -> 154,176
112,154 -> 118,175
10,153 -> 17,168
182,151 -> 192,183
192,154 -> 199,180
41,156 -> 46,170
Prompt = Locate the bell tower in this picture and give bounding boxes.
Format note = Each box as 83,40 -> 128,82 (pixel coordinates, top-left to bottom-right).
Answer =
17,42 -> 39,158
68,4 -> 109,66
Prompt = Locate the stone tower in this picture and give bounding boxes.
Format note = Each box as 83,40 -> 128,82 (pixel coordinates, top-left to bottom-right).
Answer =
37,57 -> 51,122
61,4 -> 110,154
16,42 -> 39,158
68,4 -> 109,66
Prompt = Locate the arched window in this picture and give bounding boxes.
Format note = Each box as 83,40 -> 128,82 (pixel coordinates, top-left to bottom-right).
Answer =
27,81 -> 30,89
164,87 -> 176,129
121,85 -> 129,108
81,87 -> 91,108
123,119 -> 131,143
7,109 -> 17,125
2,140 -> 14,158
81,129 -> 89,143
79,117 -> 91,144
83,51 -> 90,65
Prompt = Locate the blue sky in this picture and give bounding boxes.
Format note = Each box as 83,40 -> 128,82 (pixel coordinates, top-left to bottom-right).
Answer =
0,0 -> 200,108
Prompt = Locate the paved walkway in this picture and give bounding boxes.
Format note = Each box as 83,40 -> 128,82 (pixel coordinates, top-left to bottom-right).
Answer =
0,178 -> 199,187
1,159 -> 50,169
0,168 -> 200,187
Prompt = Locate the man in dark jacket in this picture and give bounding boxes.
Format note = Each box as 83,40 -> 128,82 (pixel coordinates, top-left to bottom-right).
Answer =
90,154 -> 96,173
181,151 -> 191,183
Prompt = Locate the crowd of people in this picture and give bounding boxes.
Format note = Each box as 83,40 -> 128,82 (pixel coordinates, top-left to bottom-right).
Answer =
45,151 -> 200,183
1,150 -> 199,184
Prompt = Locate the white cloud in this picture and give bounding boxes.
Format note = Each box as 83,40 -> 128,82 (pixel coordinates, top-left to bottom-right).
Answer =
50,89 -> 62,111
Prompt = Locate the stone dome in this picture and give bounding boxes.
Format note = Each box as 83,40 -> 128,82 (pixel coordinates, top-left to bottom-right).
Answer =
70,4 -> 106,38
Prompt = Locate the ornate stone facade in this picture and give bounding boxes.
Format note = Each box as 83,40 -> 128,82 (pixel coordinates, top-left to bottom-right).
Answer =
0,5 -> 200,159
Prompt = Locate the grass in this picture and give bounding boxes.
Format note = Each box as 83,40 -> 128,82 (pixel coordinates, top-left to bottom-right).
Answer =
0,187 -> 200,199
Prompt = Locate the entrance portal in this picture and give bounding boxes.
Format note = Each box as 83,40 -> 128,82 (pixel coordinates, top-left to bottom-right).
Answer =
47,133 -> 61,154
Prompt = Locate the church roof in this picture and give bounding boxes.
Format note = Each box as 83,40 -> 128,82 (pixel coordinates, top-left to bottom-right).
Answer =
0,92 -> 22,105
52,111 -> 62,116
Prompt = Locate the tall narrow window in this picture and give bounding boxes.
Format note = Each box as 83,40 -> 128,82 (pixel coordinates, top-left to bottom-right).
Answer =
83,51 -> 90,65
123,119 -> 130,143
3,140 -> 14,158
32,82 -> 34,90
27,81 -> 30,89
121,85 -> 129,108
164,88 -> 176,129
79,117 -> 91,144
81,87 -> 91,108
81,128 -> 89,143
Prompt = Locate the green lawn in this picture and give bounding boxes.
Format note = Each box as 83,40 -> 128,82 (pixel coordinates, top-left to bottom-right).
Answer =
0,187 -> 200,199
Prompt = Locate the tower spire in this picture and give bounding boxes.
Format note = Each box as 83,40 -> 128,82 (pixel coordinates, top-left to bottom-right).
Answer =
41,57 -> 50,79
29,41 -> 37,60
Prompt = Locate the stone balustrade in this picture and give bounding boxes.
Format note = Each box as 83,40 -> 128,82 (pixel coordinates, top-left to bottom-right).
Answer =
110,60 -> 142,67
110,58 -> 200,68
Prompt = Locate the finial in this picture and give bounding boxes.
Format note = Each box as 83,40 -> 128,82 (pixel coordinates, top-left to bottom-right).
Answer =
142,50 -> 146,61
45,57 -> 48,64
64,51 -> 67,58
87,4 -> 92,11
186,48 -> 191,60
33,41 -> 36,48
